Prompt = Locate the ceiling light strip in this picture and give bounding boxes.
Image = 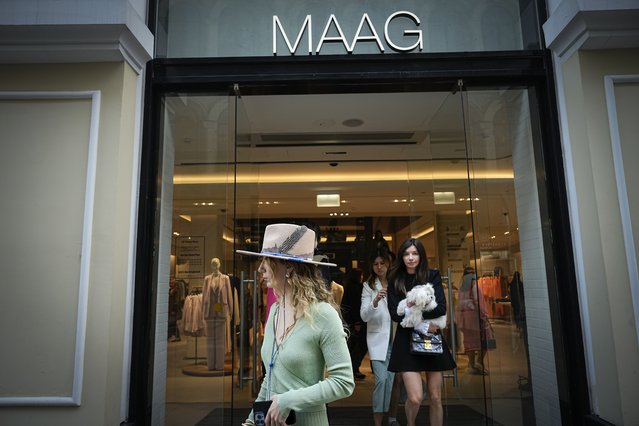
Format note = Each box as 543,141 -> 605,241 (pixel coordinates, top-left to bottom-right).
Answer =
174,170 -> 513,185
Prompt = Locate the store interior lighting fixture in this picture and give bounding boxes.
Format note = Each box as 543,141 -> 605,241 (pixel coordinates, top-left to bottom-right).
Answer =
317,194 -> 341,207
434,191 -> 456,204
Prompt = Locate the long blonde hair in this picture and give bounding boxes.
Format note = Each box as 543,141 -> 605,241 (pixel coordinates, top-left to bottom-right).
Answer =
262,257 -> 340,324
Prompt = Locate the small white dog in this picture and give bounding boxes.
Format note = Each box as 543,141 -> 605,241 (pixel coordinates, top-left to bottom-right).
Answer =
397,283 -> 447,331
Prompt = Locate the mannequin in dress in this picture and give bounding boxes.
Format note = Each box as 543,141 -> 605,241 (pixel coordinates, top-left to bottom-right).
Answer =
202,257 -> 232,371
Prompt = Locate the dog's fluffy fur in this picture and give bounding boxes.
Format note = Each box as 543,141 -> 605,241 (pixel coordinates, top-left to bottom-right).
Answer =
397,283 -> 447,330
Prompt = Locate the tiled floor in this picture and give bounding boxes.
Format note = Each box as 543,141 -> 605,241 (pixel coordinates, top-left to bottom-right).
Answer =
165,320 -> 533,425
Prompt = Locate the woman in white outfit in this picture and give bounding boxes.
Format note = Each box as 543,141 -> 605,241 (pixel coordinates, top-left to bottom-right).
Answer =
361,249 -> 401,426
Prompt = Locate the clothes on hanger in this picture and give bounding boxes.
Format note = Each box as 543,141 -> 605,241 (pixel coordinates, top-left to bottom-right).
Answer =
183,291 -> 206,337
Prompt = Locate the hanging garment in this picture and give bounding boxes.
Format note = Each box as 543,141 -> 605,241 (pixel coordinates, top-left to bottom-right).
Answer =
183,294 -> 206,337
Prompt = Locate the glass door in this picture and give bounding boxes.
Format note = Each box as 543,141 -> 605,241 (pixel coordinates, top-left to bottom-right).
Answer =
227,86 -> 499,424
408,83 -> 493,423
400,83 -> 550,426
158,83 -> 555,425
230,88 -> 266,425
461,86 -> 543,426
163,92 -> 236,425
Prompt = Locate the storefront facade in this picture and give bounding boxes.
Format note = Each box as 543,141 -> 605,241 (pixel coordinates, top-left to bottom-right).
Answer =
1,1 -> 637,426
134,1 -> 577,425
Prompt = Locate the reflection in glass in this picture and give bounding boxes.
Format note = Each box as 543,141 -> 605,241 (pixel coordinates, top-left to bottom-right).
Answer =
156,88 -> 557,426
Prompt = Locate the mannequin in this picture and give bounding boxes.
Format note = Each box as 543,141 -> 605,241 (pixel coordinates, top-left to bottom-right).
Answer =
202,257 -> 232,371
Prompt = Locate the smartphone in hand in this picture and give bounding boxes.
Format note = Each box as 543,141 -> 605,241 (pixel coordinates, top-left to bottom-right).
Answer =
253,400 -> 296,425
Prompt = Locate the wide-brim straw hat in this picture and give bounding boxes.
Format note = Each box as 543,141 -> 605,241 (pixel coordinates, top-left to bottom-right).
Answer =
236,223 -> 337,267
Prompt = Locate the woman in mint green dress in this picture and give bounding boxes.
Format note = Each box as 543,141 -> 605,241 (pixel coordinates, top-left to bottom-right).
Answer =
238,224 -> 355,425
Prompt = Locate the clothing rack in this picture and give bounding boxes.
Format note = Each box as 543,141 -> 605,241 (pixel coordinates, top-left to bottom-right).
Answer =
183,287 -> 205,364
189,335 -> 201,365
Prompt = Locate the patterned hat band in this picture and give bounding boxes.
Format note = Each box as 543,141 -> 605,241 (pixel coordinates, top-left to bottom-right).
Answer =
236,223 -> 336,267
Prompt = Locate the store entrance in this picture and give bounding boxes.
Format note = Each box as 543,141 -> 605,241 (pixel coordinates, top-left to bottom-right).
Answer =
164,83 -> 536,425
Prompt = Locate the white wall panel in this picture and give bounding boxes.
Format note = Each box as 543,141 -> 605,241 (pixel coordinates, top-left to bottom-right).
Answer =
0,91 -> 100,406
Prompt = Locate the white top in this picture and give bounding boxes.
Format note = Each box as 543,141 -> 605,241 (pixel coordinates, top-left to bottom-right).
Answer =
360,278 -> 393,361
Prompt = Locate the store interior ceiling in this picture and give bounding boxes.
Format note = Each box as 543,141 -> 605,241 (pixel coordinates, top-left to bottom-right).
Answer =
169,91 -> 520,245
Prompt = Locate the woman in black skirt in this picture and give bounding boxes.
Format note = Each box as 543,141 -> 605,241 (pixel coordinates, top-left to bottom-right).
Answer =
387,238 -> 456,426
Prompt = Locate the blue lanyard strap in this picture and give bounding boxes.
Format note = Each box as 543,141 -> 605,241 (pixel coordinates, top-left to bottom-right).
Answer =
267,304 -> 282,399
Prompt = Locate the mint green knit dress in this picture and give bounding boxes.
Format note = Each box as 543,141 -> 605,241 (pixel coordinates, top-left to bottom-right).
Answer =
246,301 -> 355,425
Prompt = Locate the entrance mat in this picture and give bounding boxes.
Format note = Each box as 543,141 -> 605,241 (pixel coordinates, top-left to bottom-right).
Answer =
196,405 -> 502,425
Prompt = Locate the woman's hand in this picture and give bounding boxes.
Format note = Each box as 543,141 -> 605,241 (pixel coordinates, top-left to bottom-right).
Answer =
265,395 -> 287,425
373,288 -> 387,307
427,323 -> 438,333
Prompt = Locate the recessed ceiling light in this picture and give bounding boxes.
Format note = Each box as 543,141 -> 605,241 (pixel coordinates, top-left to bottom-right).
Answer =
317,194 -> 340,207
434,192 -> 455,204
342,118 -> 364,128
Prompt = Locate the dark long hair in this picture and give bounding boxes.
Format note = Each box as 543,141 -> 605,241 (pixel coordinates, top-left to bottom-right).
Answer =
366,248 -> 393,290
388,238 -> 429,296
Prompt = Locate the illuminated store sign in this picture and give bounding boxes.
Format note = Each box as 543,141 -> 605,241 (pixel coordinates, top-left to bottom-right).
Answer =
273,11 -> 423,55
159,1 -> 531,58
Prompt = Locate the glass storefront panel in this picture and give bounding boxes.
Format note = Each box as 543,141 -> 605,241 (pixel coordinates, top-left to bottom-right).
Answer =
156,84 -> 557,425
162,93 -> 235,425
462,87 -> 553,425
155,0 -> 541,58
402,87 -> 496,421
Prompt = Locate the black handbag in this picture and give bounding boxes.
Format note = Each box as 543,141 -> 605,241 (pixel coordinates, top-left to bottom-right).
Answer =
482,321 -> 497,350
409,330 -> 443,355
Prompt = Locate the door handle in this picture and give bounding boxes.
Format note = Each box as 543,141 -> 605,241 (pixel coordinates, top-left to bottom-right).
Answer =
239,271 -> 246,390
442,266 -> 458,387
252,270 -> 260,395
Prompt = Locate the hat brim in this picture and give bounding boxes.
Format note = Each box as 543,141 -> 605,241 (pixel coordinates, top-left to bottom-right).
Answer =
236,249 -> 337,267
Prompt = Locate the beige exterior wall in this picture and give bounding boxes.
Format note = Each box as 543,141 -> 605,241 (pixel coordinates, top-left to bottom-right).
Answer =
0,62 -> 141,425
560,49 -> 639,426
